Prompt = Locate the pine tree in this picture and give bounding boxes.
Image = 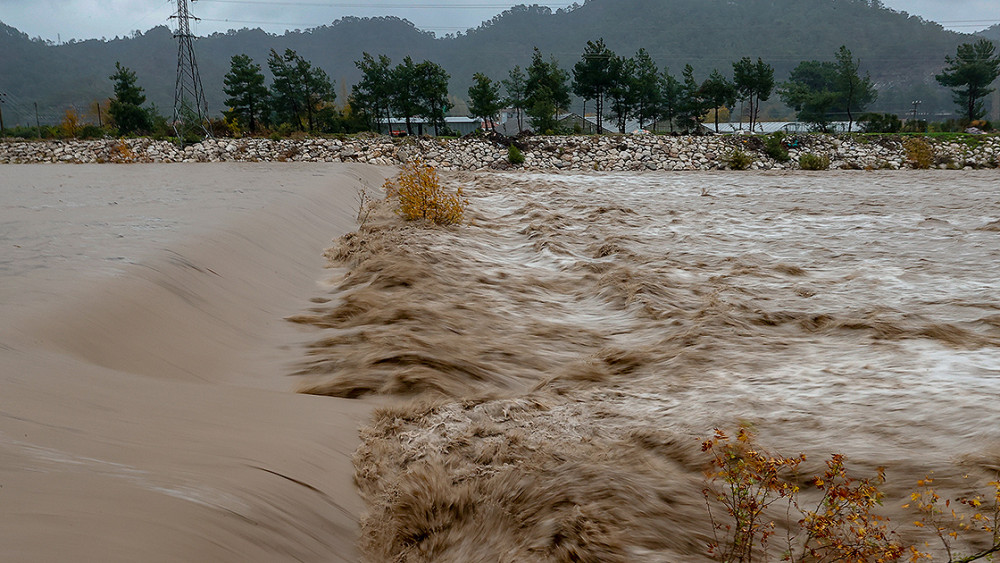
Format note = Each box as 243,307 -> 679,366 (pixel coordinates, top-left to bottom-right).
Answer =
936,38 -> 1000,123
733,57 -> 774,132
631,48 -> 661,130
525,48 -> 571,134
223,54 -> 268,132
352,53 -> 394,131
267,49 -> 334,132
779,46 -> 875,132
700,68 -> 737,133
502,66 -> 528,132
677,64 -> 708,132
607,55 -> 636,133
834,46 -> 876,132
657,68 -> 683,133
572,38 -> 616,134
390,56 -> 422,135
779,60 -> 842,132
415,60 -> 451,135
108,62 -> 150,135
468,73 -> 503,131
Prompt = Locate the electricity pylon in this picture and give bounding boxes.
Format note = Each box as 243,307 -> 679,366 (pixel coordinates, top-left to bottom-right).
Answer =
171,0 -> 210,144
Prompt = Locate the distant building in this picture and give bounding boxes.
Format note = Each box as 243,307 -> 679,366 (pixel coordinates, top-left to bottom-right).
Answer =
557,113 -> 600,134
711,121 -> 861,134
378,116 -> 482,136
497,111 -> 646,135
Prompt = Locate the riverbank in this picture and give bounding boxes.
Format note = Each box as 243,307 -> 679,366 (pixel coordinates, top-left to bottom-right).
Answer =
2,133 -> 998,170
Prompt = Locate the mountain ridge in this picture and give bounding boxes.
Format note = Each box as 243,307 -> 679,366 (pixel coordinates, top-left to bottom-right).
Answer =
0,0 -> 993,127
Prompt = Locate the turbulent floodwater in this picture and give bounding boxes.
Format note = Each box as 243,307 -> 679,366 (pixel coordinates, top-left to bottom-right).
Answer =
294,170 -> 1000,562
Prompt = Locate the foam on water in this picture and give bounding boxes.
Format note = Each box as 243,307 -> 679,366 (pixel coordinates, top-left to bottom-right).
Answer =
295,170 -> 1000,561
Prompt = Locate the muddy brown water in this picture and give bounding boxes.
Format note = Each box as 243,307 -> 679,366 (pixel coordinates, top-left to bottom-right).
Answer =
0,163 -> 391,562
295,170 -> 1000,562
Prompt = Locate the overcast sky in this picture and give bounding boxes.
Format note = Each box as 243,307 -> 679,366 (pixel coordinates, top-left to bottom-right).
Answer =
1,0 -> 997,42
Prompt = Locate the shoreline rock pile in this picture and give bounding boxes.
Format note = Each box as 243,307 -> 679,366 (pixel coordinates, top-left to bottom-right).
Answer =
2,133 -> 998,170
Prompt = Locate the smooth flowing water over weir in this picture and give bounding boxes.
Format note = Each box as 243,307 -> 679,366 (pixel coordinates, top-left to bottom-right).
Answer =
295,170 -> 1000,562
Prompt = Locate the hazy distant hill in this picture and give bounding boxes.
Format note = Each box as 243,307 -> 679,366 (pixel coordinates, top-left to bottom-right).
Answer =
978,24 -> 1000,43
0,0 -> 993,127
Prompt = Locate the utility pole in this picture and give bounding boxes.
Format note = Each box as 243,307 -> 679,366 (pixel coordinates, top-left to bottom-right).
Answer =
910,100 -> 921,122
171,0 -> 210,145
0,92 -> 6,136
34,102 -> 40,138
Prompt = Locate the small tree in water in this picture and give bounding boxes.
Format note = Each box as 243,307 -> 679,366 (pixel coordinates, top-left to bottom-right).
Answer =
702,426 -> 904,563
384,160 -> 466,226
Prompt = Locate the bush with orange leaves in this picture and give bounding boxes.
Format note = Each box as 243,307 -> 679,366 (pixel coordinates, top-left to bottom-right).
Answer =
702,426 -> 804,562
794,454 -> 903,563
703,426 -> 904,563
383,159 -> 466,225
907,474 -> 1000,562
109,139 -> 137,163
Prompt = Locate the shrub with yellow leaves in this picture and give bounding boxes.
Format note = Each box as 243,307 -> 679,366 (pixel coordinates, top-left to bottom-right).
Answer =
794,454 -> 903,563
904,138 -> 935,169
907,474 -> 1000,562
110,139 -> 137,163
702,426 -> 805,563
383,159 -> 466,226
703,426 -> 904,563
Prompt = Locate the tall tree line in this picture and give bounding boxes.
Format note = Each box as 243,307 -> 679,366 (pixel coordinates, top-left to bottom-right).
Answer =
351,54 -> 452,135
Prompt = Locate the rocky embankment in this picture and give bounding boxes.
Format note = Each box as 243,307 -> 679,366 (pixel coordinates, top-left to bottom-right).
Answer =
2,133 -> 999,170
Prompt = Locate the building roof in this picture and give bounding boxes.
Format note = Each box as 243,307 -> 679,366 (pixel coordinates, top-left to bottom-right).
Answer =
382,116 -> 480,124
711,121 -> 862,134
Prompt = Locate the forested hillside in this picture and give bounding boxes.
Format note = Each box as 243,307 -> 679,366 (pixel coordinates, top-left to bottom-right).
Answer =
0,0 -> 991,126
979,24 -> 1000,43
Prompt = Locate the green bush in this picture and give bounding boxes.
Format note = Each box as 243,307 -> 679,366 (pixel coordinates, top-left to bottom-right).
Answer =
905,119 -> 930,133
725,148 -> 753,170
858,112 -> 902,133
78,125 -> 105,139
508,144 -> 525,165
799,152 -> 830,170
763,132 -> 790,162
